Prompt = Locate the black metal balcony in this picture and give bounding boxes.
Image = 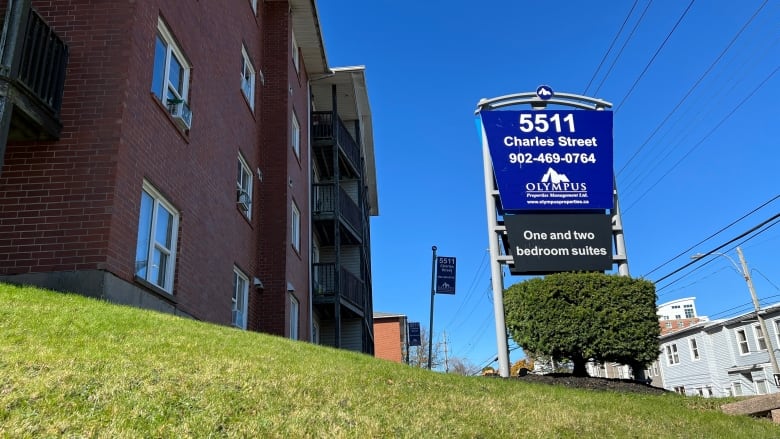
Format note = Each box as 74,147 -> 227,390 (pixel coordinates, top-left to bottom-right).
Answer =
312,183 -> 362,244
313,263 -> 366,312
0,4 -> 68,141
312,111 -> 362,179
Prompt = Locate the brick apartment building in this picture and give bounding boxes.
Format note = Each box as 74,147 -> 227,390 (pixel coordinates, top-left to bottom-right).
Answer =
0,0 -> 377,353
373,312 -> 408,363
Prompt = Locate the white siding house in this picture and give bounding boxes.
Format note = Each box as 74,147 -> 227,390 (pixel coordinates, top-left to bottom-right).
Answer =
658,303 -> 780,397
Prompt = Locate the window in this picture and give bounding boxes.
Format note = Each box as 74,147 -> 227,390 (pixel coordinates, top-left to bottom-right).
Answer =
775,319 -> 780,346
689,338 -> 700,361
135,181 -> 179,293
292,111 -> 301,158
232,268 -> 249,329
291,201 -> 300,251
241,45 -> 256,109
733,382 -> 743,396
754,325 -> 767,351
151,19 -> 191,117
237,154 -> 252,218
736,329 -> 750,355
653,362 -> 660,376
665,322 -> 672,328
291,30 -> 300,72
666,344 -> 680,365
677,321 -> 684,328
289,293 -> 299,340
684,304 -> 694,318
757,379 -> 768,395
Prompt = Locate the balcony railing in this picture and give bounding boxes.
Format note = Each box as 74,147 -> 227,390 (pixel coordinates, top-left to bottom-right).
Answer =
17,8 -> 68,115
312,111 -> 361,175
313,263 -> 365,309
313,183 -> 362,236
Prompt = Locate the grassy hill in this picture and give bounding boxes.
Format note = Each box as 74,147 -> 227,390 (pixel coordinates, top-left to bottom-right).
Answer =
0,283 -> 777,438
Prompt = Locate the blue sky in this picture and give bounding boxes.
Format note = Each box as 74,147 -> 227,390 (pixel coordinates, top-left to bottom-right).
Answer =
318,1 -> 780,370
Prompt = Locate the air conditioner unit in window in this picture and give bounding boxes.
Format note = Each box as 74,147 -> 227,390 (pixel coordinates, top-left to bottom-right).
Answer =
237,189 -> 251,212
168,100 -> 193,130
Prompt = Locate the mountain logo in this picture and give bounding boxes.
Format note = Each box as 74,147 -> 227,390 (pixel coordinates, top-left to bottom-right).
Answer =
536,85 -> 554,100
540,167 -> 569,184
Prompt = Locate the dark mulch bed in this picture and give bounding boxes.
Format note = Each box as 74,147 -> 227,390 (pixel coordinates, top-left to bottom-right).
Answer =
514,373 -> 669,395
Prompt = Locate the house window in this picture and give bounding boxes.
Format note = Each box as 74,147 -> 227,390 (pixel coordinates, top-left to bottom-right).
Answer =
677,321 -> 684,328
733,382 -> 743,396
666,344 -> 680,365
151,19 -> 190,114
736,329 -> 750,355
775,319 -> 780,346
690,338 -> 700,361
232,268 -> 249,329
653,362 -> 660,376
665,322 -> 672,328
237,154 -> 252,218
241,45 -> 256,110
292,111 -> 301,158
292,30 -> 300,72
289,293 -> 299,340
684,304 -> 694,318
754,324 -> 767,351
135,181 -> 179,293
291,201 -> 300,252
757,379 -> 768,395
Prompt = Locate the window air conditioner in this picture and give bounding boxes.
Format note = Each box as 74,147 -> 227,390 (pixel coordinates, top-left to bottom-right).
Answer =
169,100 -> 193,130
237,189 -> 251,212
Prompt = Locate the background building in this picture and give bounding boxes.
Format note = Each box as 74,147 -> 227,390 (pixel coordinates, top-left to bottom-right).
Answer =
373,312 -> 408,363
657,297 -> 708,336
0,0 -> 377,353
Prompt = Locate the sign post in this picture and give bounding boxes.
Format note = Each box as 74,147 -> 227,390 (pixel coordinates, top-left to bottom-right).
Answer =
428,247 -> 456,370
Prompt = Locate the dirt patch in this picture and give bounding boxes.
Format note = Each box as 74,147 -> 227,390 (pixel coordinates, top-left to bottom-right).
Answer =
513,373 -> 668,395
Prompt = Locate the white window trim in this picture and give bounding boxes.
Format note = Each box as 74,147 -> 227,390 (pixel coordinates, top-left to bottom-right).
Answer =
237,153 -> 253,219
666,344 -> 680,366
753,324 -> 768,351
136,180 -> 179,293
736,329 -> 750,355
291,201 -> 301,252
241,45 -> 256,110
689,338 -> 700,361
155,18 -> 190,104
292,111 -> 301,159
289,293 -> 299,340
292,30 -> 300,72
232,267 -> 249,330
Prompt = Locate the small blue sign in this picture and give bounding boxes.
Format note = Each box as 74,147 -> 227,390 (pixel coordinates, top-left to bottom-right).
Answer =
436,256 -> 456,294
479,109 -> 613,211
408,322 -> 421,346
536,85 -> 554,100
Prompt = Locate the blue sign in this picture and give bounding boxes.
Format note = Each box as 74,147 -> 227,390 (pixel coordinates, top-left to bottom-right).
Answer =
408,322 -> 421,346
536,85 -> 553,100
479,110 -> 613,211
436,256 -> 456,294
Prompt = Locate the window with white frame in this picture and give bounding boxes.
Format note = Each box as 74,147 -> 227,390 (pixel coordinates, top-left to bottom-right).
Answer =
666,344 -> 680,365
291,201 -> 300,251
736,329 -> 750,355
754,324 -> 767,351
232,268 -> 249,329
135,181 -> 179,293
292,111 -> 301,158
289,293 -> 299,340
237,154 -> 252,218
733,382 -> 743,396
757,379 -> 768,395
665,322 -> 672,328
775,319 -> 780,346
689,338 -> 700,361
241,45 -> 256,110
653,361 -> 660,376
151,19 -> 190,112
292,30 -> 300,72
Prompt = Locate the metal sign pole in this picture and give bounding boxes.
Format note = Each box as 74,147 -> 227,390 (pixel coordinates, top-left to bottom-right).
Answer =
428,245 -> 437,370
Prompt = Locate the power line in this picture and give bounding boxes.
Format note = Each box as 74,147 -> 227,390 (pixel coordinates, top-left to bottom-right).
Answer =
614,0 -> 696,113
583,0 -> 640,96
616,0 -> 769,176
641,194 -> 779,279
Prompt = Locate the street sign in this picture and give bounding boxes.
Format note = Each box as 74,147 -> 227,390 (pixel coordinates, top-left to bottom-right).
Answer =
408,322 -> 421,346
479,109 -> 613,211
504,213 -> 613,274
435,256 -> 456,294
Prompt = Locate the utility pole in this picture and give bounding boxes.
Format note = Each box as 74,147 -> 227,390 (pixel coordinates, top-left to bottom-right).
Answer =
442,331 -> 449,373
737,247 -> 780,383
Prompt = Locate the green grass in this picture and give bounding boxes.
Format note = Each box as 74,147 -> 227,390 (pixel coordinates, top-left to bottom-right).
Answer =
0,283 -> 777,438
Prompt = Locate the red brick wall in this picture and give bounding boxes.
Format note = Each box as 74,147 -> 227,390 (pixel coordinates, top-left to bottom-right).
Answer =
374,318 -> 404,363
0,1 -> 267,326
